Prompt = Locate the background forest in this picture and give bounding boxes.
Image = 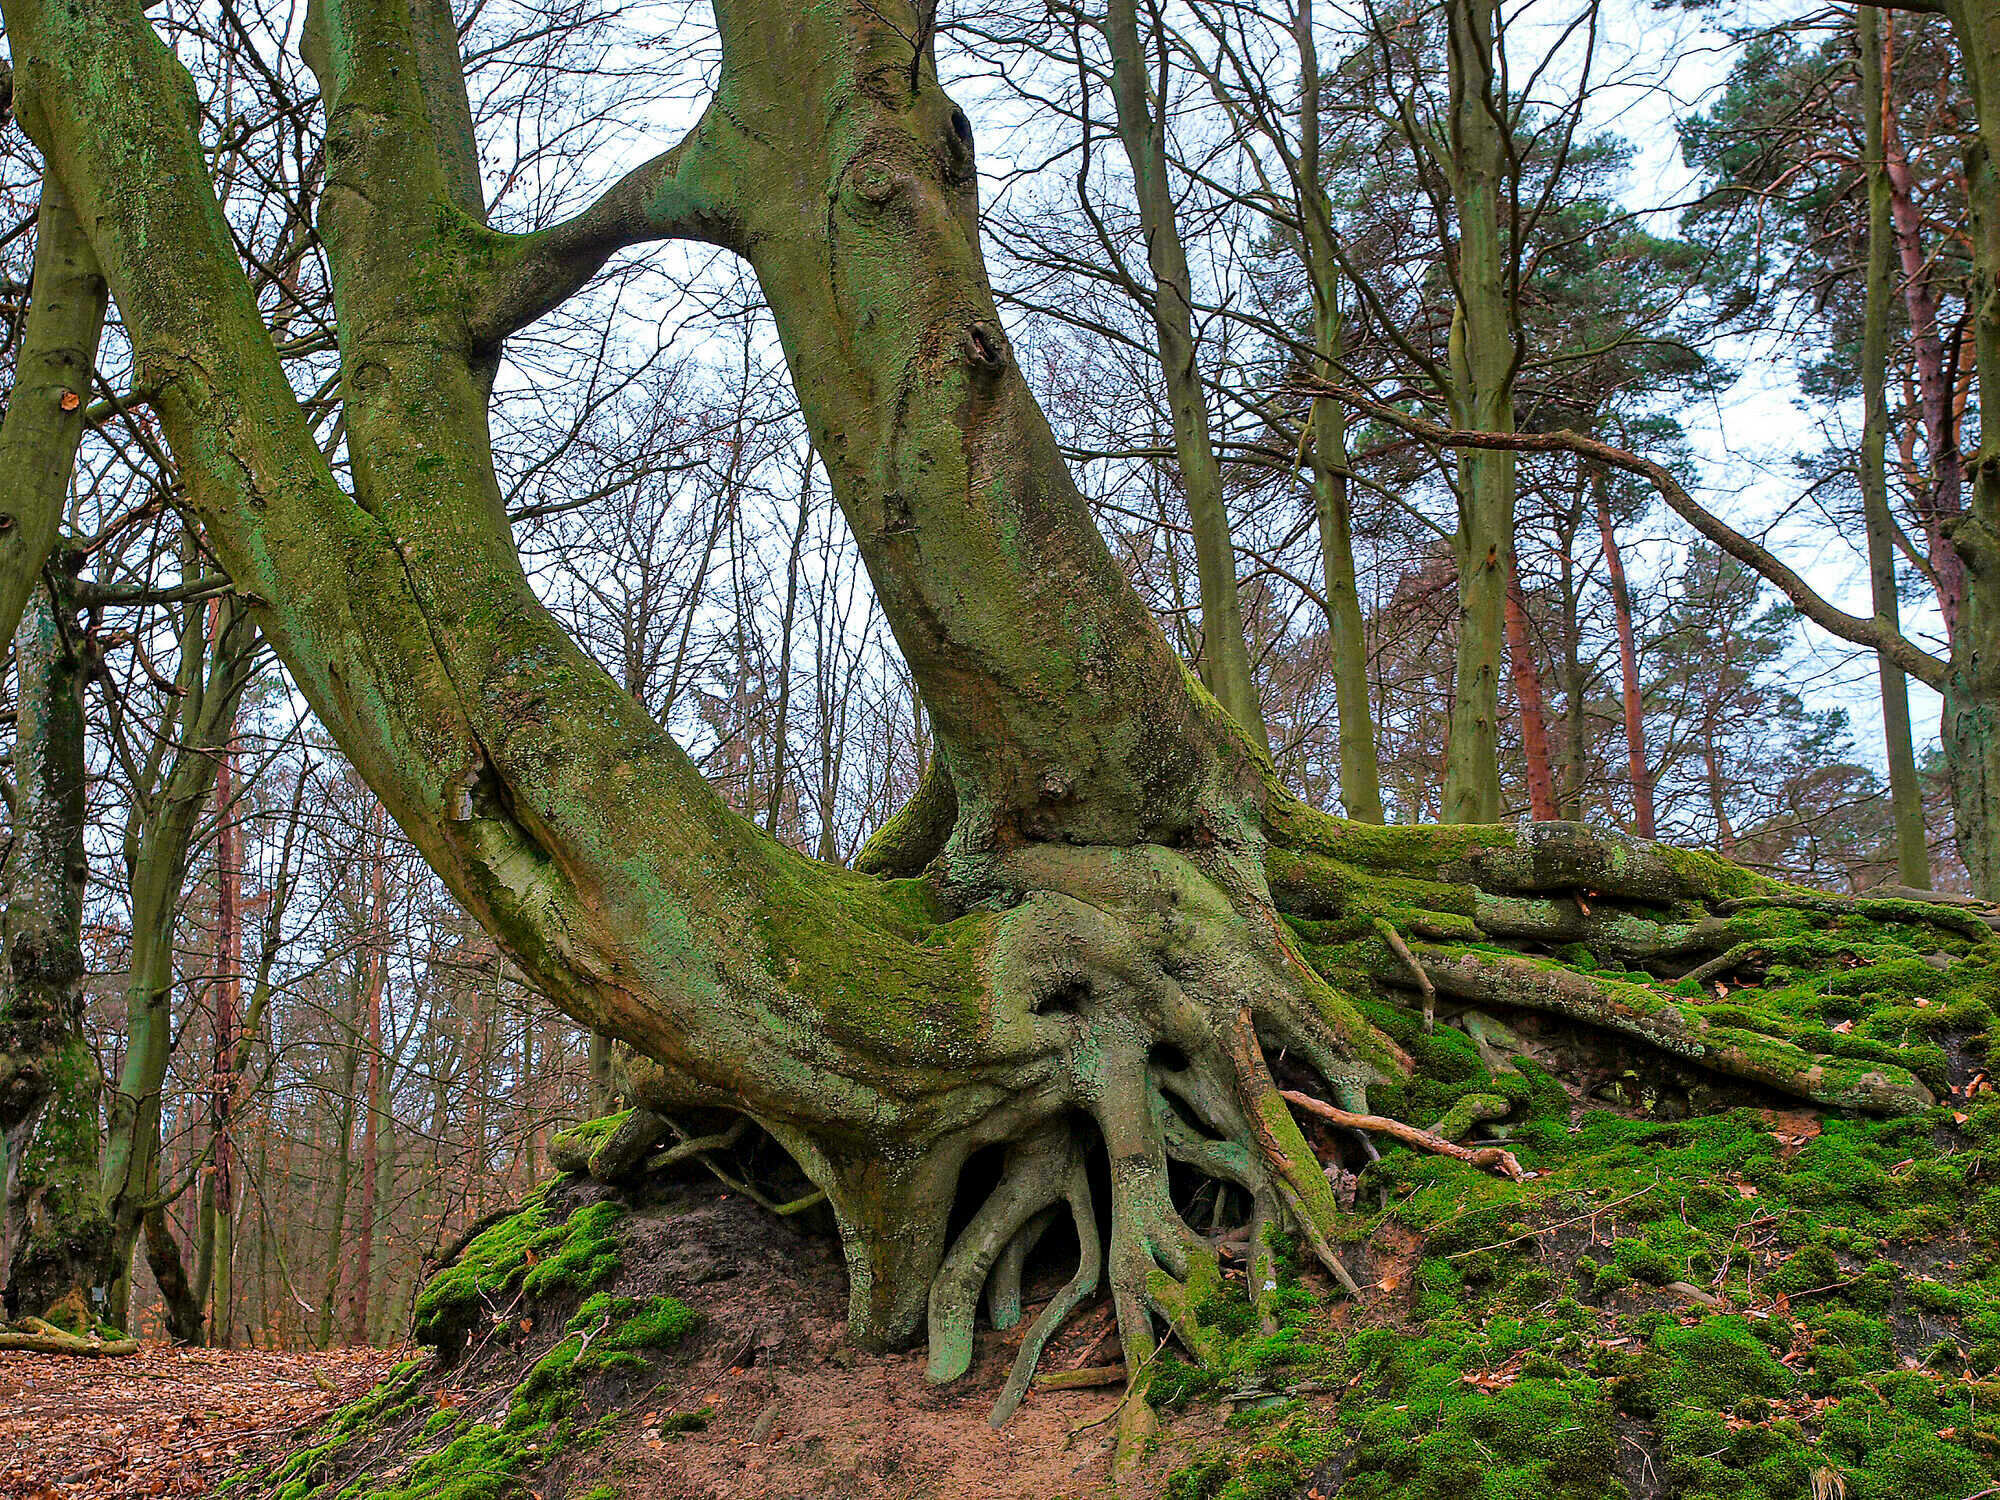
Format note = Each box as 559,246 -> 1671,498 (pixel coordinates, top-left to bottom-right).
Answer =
0,0 -> 1976,1356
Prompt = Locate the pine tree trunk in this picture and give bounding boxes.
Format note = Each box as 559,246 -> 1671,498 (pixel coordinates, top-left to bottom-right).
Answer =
1503,567 -> 1559,820
1880,16 -> 1966,639
1860,6 -> 1932,891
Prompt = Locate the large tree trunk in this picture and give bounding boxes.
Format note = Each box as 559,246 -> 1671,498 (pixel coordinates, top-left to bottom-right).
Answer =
0,0 -> 1957,1410
1939,0 -> 2000,897
1,570 -> 112,1334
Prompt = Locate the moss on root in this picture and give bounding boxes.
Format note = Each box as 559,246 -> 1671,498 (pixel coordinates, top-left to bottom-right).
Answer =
1155,964 -> 2000,1500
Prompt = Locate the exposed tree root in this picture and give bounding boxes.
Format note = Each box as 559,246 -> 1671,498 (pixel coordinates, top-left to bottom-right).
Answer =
1409,946 -> 1934,1113
1281,1088 -> 1525,1180
557,813 -> 1980,1444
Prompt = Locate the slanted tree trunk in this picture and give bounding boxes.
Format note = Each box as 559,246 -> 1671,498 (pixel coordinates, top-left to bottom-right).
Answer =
1861,5 -> 1932,890
2,567 -> 112,1334
1102,0 -> 1269,754
0,0 -> 1959,1415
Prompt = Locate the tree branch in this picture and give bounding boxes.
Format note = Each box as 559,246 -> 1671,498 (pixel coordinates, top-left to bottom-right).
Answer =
467,109 -> 736,346
1299,379 -> 1951,691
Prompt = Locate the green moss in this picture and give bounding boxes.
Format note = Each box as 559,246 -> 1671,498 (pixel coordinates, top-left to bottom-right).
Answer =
411,1190 -> 626,1352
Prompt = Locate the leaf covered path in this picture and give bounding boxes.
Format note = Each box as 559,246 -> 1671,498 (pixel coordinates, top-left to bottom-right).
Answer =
0,1346 -> 399,1499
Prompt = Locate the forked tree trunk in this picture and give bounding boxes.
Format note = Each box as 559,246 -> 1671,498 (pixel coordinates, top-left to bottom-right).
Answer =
0,0 -> 1959,1408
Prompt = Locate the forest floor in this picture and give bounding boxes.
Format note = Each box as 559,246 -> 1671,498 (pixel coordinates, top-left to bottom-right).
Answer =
0,1345 -> 396,1499
34,892 -> 2000,1500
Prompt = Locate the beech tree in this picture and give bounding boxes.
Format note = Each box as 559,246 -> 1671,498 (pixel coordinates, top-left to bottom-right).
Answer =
0,0 -> 1978,1417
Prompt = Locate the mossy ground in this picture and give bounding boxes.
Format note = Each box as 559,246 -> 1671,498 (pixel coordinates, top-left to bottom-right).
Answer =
240,897 -> 2000,1499
1150,912 -> 2000,1499
240,1181 -> 696,1500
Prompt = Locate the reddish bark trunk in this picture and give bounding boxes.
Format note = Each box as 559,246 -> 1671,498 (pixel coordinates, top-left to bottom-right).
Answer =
1881,21 -> 1965,637
1594,477 -> 1656,840
1503,565 -> 1560,821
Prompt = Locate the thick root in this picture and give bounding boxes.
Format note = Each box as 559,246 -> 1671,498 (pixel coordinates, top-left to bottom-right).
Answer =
1412,947 -> 1934,1113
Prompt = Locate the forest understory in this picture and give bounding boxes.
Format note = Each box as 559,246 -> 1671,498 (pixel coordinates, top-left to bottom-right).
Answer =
119,870 -> 2000,1500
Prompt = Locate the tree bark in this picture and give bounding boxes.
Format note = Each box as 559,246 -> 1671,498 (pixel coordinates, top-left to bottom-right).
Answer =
1935,0 -> 2000,896
1293,0 -> 1384,824
1880,15 -> 1966,638
1861,6 -> 1933,890
1503,566 -> 1559,821
1593,468 -> 1655,840
98,581 -> 257,1331
0,180 -> 107,657
202,600 -> 242,1346
347,806 -> 388,1346
1101,0 -> 1270,755
1439,0 -> 1517,824
1,568 -> 111,1333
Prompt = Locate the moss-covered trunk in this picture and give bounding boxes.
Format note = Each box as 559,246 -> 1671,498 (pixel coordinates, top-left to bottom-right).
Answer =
1438,0 -> 1517,825
0,0 -> 1975,1416
1941,0 -> 2000,898
0,569 -> 112,1333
